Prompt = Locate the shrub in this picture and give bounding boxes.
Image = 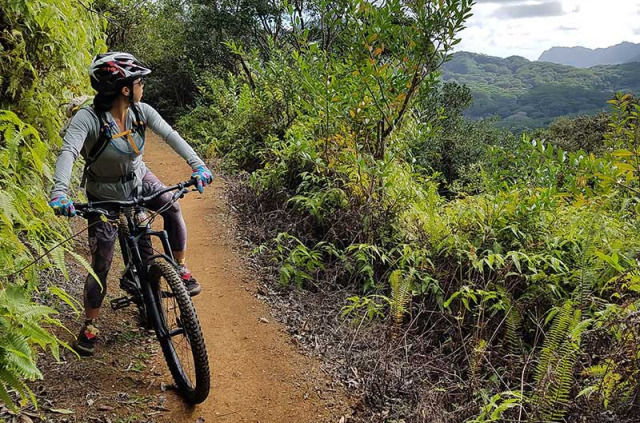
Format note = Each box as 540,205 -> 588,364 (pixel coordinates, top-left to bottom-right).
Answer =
0,0 -> 104,408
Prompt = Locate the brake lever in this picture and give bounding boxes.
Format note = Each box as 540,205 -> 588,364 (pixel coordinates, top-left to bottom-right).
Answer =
171,187 -> 189,202
75,207 -> 111,218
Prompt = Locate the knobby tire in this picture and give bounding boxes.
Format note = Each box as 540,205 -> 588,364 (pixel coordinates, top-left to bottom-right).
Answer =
147,258 -> 210,404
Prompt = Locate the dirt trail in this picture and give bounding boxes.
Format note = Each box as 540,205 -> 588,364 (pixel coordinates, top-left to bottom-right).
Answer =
144,132 -> 349,422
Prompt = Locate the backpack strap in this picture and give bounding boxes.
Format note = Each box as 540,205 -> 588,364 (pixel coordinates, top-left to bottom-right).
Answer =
80,105 -> 147,188
131,103 -> 147,134
81,110 -> 112,188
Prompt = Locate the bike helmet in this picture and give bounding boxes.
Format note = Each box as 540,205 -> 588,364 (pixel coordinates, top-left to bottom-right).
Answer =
89,52 -> 151,95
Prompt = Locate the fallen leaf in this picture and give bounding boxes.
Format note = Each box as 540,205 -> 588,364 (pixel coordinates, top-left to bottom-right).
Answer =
20,411 -> 39,420
97,405 -> 113,411
49,408 -> 74,415
259,317 -> 269,323
19,415 -> 33,423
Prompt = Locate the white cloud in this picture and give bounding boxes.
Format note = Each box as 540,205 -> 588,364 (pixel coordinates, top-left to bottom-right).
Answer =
456,0 -> 640,60
492,2 -> 565,19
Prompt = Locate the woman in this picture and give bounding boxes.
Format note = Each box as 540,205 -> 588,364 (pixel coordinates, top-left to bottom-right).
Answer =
49,52 -> 213,356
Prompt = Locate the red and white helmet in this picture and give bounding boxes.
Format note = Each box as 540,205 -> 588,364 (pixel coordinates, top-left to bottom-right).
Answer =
89,52 -> 151,95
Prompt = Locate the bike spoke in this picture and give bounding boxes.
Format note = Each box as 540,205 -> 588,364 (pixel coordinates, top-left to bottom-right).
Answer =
157,274 -> 197,388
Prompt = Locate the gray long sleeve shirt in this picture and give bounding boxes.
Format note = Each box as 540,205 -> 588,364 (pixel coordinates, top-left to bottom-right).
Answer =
50,102 -> 204,201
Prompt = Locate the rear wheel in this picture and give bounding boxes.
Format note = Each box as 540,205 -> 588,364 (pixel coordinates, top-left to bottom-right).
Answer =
146,258 -> 210,404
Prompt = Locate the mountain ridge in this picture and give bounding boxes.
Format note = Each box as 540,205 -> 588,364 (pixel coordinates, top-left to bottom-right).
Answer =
538,42 -> 640,68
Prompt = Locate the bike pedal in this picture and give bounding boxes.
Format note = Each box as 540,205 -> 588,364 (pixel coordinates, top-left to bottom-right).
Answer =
110,296 -> 133,310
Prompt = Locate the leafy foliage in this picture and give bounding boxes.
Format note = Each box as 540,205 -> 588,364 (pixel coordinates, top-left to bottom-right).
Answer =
533,112 -> 610,153
0,0 -> 104,408
96,0 -> 285,121
179,41 -> 640,423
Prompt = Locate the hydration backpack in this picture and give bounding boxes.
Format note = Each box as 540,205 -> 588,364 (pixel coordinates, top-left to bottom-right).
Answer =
60,95 -> 147,187
59,95 -> 93,138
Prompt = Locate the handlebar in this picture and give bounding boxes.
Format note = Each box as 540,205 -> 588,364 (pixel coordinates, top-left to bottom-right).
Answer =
75,179 -> 197,218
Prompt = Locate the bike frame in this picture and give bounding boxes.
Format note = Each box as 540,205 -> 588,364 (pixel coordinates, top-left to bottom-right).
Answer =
76,179 -> 196,341
117,209 -> 184,341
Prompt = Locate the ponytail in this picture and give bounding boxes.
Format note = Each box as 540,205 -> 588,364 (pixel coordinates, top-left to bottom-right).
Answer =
93,91 -> 118,113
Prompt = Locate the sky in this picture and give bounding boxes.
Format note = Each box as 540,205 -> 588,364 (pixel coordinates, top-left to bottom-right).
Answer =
455,0 -> 640,60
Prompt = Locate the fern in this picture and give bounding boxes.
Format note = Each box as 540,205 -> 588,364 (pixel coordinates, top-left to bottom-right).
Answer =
0,382 -> 15,411
499,289 -> 523,355
66,249 -> 102,288
49,246 -> 68,281
389,269 -> 412,336
0,286 -> 60,409
47,285 -> 81,314
532,301 -> 590,422
0,368 -> 36,410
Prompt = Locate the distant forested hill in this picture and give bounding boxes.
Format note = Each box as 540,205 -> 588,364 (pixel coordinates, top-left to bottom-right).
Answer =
442,52 -> 640,130
538,42 -> 640,68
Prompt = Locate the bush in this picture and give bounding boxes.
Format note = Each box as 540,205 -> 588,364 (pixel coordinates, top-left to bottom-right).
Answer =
0,0 -> 104,408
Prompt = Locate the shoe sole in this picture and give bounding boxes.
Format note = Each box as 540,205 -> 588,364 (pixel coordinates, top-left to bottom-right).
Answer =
188,285 -> 202,296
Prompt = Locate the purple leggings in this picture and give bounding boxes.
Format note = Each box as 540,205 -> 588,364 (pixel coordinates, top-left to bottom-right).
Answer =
85,169 -> 187,309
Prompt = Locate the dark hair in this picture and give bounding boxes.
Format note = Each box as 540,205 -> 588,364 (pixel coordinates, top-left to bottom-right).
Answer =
93,91 -> 120,113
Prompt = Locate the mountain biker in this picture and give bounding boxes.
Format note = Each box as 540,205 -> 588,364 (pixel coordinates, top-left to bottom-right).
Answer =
49,52 -> 213,356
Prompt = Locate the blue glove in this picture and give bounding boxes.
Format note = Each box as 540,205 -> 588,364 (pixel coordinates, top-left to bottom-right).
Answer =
50,195 -> 76,217
191,165 -> 213,194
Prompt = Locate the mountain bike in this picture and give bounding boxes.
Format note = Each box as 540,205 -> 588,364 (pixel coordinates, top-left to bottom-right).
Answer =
75,179 -> 210,404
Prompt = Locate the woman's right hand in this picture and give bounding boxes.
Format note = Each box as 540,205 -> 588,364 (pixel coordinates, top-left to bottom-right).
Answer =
50,195 -> 76,217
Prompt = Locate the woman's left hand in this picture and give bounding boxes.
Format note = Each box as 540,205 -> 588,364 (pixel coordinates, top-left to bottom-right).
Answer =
191,165 -> 214,193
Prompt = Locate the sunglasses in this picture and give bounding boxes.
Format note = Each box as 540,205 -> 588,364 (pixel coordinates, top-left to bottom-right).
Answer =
134,78 -> 146,87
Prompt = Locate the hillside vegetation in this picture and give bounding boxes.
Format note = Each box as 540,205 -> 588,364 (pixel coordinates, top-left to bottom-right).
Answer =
442,51 -> 640,130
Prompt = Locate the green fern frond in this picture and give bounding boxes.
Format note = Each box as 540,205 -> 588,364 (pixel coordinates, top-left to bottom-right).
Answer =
0,382 -> 16,412
17,320 -> 57,349
0,368 -> 36,409
49,246 -> 68,281
577,268 -> 595,310
389,269 -> 412,321
65,250 -> 101,288
15,304 -> 57,322
47,285 -> 81,314
1,334 -> 42,380
499,289 -> 523,355
388,269 -> 413,338
2,333 -> 31,361
532,300 -> 586,422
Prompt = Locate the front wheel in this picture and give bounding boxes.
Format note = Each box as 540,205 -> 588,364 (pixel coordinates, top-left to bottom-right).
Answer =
146,258 -> 210,404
